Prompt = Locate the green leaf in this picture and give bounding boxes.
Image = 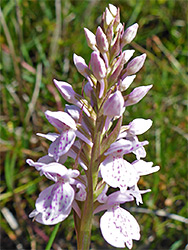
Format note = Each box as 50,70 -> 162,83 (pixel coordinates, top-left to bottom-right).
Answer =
4,150 -> 17,192
170,240 -> 183,250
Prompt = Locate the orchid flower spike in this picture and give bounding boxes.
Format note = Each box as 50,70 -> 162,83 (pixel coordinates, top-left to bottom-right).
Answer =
27,4 -> 159,250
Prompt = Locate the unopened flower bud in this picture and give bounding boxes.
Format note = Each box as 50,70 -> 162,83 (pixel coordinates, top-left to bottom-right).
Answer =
96,26 -> 109,52
123,49 -> 135,63
116,22 -> 123,33
90,51 -> 107,98
90,51 -> 106,81
123,53 -> 146,78
53,79 -> 90,116
103,91 -> 125,117
73,54 -> 90,78
113,7 -> 120,30
84,28 -> 97,51
53,79 -> 76,103
120,75 -> 136,91
84,81 -> 93,99
121,23 -> 139,48
106,23 -> 114,44
108,50 -> 129,86
124,85 -> 152,106
108,4 -> 117,16
110,32 -> 121,60
105,7 -> 114,26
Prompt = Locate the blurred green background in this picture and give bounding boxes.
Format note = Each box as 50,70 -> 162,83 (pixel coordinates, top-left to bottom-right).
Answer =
0,0 -> 187,249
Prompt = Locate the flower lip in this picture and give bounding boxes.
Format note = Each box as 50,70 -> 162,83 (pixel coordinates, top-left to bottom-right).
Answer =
100,205 -> 140,248
29,181 -> 75,225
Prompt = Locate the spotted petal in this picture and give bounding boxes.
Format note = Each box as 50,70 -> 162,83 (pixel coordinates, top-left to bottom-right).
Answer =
100,155 -> 138,192
48,130 -> 76,161
29,182 -> 74,225
100,205 -> 140,248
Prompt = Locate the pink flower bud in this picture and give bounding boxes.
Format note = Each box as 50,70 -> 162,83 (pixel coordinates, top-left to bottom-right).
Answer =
108,4 -> 117,16
113,8 -> 120,29
110,32 -> 121,60
73,53 -> 90,78
96,26 -> 109,52
123,53 -> 146,78
120,75 -> 136,91
106,23 -> 114,44
53,79 -> 76,103
123,49 -> 135,63
90,51 -> 106,81
116,22 -> 123,33
84,82 -> 94,107
105,7 -> 114,26
84,28 -> 97,51
108,50 -> 128,86
84,81 -> 93,99
53,79 -> 90,116
121,23 -> 139,48
124,85 -> 152,106
103,91 -> 125,117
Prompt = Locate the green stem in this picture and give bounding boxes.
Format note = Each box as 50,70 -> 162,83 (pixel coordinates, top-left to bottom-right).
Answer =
76,113 -> 103,249
45,223 -> 60,250
77,159 -> 93,250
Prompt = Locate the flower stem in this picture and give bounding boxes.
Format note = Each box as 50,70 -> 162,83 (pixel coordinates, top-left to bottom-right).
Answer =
76,112 -> 103,250
77,165 -> 93,250
45,222 -> 60,250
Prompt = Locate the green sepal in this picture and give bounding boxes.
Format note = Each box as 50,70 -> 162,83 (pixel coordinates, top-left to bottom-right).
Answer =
93,180 -> 106,202
77,123 -> 92,142
71,144 -> 90,167
75,93 -> 96,119
100,115 -> 122,155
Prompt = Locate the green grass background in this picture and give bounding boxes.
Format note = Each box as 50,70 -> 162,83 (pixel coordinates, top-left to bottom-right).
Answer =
0,0 -> 187,249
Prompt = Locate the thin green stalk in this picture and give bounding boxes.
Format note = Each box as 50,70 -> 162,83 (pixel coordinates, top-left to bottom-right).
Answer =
77,160 -> 93,250
76,112 -> 103,250
45,223 -> 60,250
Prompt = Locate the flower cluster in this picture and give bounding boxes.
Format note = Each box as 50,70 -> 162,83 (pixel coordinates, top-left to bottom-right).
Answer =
27,4 -> 159,249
